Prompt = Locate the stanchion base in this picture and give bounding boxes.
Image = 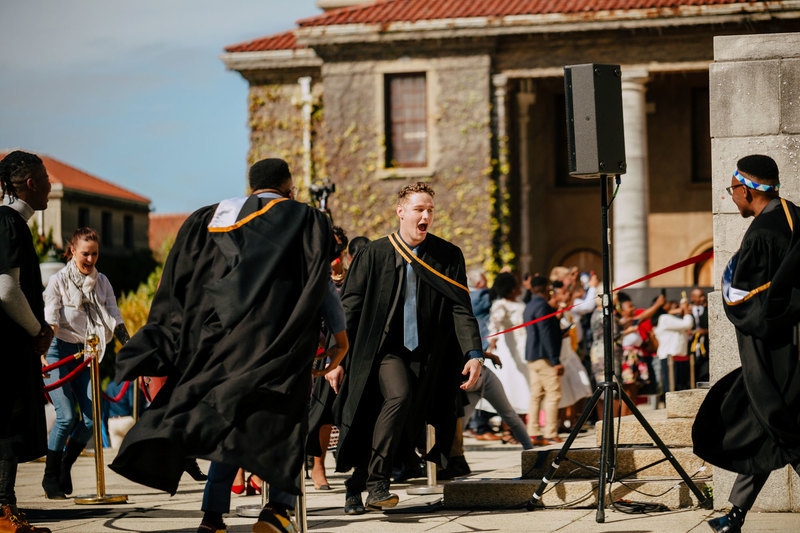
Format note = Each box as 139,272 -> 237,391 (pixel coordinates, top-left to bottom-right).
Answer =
74,494 -> 128,505
406,485 -> 443,495
236,504 -> 263,518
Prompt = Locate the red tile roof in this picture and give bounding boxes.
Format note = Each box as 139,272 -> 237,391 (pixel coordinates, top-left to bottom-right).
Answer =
225,0 -> 763,53
225,30 -> 300,53
1,151 -> 150,204
149,213 -> 189,253
296,0 -> 751,26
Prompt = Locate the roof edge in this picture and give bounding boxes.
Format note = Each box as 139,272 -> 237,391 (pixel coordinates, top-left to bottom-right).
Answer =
294,3 -> 800,44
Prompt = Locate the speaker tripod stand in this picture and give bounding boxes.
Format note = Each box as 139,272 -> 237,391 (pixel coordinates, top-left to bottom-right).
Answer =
525,175 -> 709,522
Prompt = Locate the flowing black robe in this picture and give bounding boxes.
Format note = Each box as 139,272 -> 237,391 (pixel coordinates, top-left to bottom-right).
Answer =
323,233 -> 482,471
693,198 -> 800,474
110,195 -> 333,495
0,206 -> 47,462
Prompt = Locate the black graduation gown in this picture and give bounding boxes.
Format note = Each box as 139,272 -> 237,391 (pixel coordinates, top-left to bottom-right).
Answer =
0,206 -> 47,462
693,198 -> 800,474
328,233 -> 482,472
110,196 -> 333,495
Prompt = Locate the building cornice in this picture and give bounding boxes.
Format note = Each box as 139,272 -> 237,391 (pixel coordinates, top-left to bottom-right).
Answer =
220,48 -> 322,72
295,3 -> 800,46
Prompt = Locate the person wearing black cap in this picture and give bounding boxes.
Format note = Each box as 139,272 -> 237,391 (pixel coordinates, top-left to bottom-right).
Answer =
110,158 -> 347,533
693,155 -> 800,532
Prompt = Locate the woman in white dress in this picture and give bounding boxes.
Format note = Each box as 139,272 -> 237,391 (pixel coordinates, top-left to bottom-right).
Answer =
486,273 -> 530,416
554,283 -> 593,431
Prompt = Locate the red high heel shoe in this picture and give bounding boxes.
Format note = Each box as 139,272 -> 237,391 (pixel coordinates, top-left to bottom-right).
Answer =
231,483 -> 245,495
246,474 -> 262,495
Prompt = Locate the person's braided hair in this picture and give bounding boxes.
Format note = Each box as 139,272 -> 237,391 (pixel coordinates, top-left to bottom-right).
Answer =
0,150 -> 43,201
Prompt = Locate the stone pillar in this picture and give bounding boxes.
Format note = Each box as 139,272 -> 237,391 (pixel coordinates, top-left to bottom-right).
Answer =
516,89 -> 536,276
613,69 -> 650,287
492,74 -> 512,269
710,33 -> 800,512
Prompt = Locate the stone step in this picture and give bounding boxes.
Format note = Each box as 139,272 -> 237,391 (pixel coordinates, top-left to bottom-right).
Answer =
521,446 -> 709,480
443,477 -> 712,510
666,388 -> 709,419
595,414 -> 694,447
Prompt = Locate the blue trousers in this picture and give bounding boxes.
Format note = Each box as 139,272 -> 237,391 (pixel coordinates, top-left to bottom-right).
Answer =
202,462 -> 296,514
44,339 -> 93,451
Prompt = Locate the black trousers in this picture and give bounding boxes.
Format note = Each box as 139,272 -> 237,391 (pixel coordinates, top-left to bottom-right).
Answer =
729,461 -> 800,510
346,352 -> 414,493
0,442 -> 18,506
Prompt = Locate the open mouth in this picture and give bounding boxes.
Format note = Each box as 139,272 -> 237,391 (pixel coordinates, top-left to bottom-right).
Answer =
417,223 -> 428,232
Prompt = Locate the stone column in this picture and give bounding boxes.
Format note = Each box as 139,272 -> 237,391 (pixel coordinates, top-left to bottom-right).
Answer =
492,74 -> 512,269
709,32 -> 800,512
515,89 -> 535,276
613,69 -> 650,287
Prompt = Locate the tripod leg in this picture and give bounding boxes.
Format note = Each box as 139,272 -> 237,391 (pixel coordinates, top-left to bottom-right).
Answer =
595,381 -> 617,523
527,385 -> 604,510
617,388 -> 709,507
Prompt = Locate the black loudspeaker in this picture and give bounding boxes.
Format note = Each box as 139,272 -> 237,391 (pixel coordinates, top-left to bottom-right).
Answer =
564,64 -> 627,178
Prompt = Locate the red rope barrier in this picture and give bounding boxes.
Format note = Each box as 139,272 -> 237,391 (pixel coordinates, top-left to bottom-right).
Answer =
41,351 -> 83,373
43,358 -> 92,392
101,380 -> 130,403
485,250 -> 714,339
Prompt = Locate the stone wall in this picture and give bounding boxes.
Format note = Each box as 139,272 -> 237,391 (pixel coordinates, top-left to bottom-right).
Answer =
709,32 -> 800,512
318,52 -> 495,269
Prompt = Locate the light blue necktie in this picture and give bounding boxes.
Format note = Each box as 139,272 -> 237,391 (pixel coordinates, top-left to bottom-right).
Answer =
403,247 -> 419,351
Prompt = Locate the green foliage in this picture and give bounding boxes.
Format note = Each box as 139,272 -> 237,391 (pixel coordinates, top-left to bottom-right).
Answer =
113,262 -> 163,354
29,220 -> 64,262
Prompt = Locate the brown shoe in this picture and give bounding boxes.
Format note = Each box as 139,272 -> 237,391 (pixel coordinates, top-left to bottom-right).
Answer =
530,435 -> 549,446
0,505 -> 51,533
474,432 -> 503,441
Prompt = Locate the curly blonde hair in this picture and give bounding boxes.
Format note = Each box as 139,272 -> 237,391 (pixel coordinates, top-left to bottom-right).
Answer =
397,182 -> 435,205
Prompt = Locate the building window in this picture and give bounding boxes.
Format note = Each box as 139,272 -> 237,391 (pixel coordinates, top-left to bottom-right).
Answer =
691,87 -> 711,183
123,215 -> 134,250
101,211 -> 112,248
78,207 -> 89,228
385,73 -> 427,168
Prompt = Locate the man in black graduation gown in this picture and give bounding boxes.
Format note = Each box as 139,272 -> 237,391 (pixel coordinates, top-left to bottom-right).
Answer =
0,151 -> 54,533
110,158 -> 346,533
693,155 -> 800,532
324,182 -> 484,514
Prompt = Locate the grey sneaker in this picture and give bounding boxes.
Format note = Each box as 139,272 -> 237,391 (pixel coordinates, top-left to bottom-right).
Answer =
365,480 -> 399,509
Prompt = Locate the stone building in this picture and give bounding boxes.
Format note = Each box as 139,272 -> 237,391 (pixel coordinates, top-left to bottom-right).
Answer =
221,0 -> 800,285
1,151 -> 153,293
1,152 -> 151,252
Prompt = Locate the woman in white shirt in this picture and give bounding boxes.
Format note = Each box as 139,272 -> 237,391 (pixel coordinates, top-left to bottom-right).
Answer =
486,273 -> 530,417
652,298 -> 695,403
41,227 -> 129,499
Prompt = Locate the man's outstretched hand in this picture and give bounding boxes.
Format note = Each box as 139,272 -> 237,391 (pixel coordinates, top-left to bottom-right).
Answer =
460,358 -> 482,390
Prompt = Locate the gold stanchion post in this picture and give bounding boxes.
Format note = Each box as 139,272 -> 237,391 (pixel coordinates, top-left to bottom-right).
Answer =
75,334 -> 128,505
132,376 -> 141,422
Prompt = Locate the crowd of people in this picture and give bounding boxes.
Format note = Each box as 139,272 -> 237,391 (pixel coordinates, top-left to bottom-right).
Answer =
1,150 -> 796,533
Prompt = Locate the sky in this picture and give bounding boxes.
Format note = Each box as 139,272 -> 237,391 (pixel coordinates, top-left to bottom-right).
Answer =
0,0 -> 322,213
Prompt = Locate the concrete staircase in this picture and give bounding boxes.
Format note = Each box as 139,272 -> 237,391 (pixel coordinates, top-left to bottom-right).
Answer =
444,389 -> 713,509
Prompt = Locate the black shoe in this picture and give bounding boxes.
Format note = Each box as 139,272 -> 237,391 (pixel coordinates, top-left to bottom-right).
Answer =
184,458 -> 208,481
708,514 -> 743,532
60,439 -> 86,495
365,480 -> 398,510
344,492 -> 366,515
438,455 -> 471,481
42,450 -> 66,500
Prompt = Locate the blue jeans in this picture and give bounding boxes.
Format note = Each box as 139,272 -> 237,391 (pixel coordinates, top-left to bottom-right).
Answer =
44,338 -> 93,451
202,462 -> 296,514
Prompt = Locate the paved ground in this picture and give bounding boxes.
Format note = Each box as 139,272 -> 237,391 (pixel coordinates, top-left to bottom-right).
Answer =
14,428 -> 799,532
